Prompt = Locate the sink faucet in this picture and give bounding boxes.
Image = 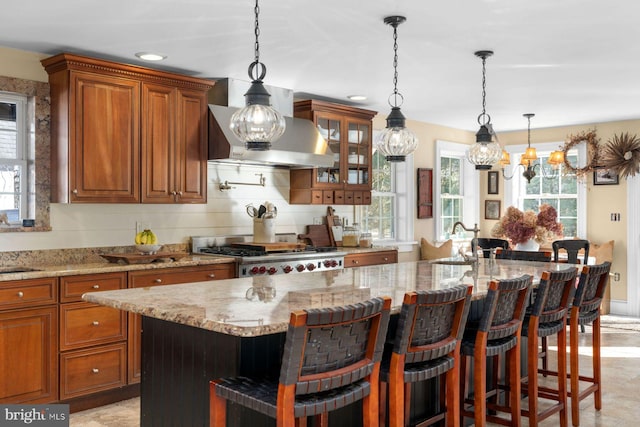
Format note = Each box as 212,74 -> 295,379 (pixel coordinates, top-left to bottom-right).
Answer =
451,222 -> 480,254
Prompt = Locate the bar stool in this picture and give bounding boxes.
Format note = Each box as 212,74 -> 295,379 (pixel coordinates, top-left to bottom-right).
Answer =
495,248 -> 552,262
210,296 -> 391,427
459,275 -> 533,427
379,285 -> 472,427
472,238 -> 509,258
521,267 -> 578,427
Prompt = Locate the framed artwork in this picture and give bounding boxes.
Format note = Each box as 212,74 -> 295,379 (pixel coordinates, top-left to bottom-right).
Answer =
488,170 -> 499,194
485,200 -> 501,220
417,168 -> 433,218
593,168 -> 619,185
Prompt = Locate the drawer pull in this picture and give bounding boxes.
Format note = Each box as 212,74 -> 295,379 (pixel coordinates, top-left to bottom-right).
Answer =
353,260 -> 359,265
92,368 -> 99,374
153,279 -> 162,284
207,274 -> 216,278
383,257 -> 388,261
92,284 -> 100,289
17,291 -> 24,298
92,321 -> 100,326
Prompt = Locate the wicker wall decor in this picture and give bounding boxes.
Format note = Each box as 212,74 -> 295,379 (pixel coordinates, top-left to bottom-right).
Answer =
562,130 -> 601,177
600,132 -> 640,179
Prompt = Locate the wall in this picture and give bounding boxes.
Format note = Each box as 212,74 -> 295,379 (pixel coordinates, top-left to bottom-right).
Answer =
480,122 -> 630,305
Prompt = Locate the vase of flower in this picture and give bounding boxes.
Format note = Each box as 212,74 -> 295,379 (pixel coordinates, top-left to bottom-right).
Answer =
515,238 -> 540,251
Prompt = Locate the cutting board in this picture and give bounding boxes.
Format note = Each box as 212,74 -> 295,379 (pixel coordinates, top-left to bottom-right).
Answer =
100,252 -> 189,264
298,225 -> 332,248
231,242 -> 307,252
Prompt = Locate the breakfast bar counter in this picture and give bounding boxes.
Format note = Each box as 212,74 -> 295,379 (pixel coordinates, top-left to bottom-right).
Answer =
83,259 -> 577,427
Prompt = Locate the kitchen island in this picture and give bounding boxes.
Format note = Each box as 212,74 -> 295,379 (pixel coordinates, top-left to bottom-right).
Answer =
83,259 -> 577,427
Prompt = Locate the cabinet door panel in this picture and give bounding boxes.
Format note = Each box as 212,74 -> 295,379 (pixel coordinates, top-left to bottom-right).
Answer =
176,89 -> 207,203
71,72 -> 140,202
141,83 -> 176,203
0,307 -> 58,403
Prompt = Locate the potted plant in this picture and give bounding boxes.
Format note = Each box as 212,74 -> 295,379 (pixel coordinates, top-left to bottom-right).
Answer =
491,204 -> 563,250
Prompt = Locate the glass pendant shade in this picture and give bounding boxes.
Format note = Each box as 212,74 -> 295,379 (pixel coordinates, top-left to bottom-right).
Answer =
466,137 -> 502,170
375,106 -> 418,162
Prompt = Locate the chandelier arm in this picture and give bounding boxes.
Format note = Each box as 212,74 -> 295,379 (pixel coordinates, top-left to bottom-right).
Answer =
501,164 -> 524,180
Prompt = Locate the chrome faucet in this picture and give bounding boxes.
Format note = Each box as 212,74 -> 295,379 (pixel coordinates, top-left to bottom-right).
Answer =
451,222 -> 480,256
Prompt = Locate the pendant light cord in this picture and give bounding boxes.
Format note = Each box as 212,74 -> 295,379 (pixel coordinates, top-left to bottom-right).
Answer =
388,19 -> 404,108
253,0 -> 260,64
479,54 -> 489,125
248,0 -> 266,82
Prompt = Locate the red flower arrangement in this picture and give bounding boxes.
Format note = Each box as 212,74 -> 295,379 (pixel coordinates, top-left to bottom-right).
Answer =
491,204 -> 563,245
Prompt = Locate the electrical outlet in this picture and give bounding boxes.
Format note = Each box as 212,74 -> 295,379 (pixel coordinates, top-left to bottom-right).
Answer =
614,272 -> 621,282
136,221 -> 150,234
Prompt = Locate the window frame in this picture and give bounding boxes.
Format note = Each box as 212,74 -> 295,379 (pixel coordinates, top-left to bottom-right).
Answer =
503,141 -> 587,238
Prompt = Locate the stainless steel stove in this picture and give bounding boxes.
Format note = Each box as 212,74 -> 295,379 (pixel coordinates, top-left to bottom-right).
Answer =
191,234 -> 346,277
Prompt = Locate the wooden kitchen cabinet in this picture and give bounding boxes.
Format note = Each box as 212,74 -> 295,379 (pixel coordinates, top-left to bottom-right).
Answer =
58,272 -> 127,400
42,53 -> 212,204
0,278 -> 58,403
290,100 -> 376,205
344,249 -> 398,268
127,263 -> 235,383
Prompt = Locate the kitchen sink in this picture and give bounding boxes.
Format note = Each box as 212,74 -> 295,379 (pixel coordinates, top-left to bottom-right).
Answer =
0,267 -> 41,274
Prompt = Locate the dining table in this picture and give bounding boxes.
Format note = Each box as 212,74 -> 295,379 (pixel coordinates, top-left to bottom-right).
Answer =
83,257 -> 579,427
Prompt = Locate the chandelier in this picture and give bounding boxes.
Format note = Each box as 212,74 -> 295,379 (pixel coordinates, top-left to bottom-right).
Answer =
466,50 -> 502,170
229,0 -> 286,151
374,15 -> 418,162
500,113 -> 565,182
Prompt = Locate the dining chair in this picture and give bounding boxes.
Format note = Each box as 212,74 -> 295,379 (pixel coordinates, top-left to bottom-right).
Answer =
459,274 -> 533,427
495,248 -> 552,262
379,285 -> 472,427
521,267 -> 578,427
538,262 -> 611,427
210,296 -> 391,427
472,238 -> 510,258
552,239 -> 590,264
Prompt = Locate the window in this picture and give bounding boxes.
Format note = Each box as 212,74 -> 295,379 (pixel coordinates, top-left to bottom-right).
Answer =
0,93 -> 29,225
504,142 -> 586,238
435,141 -> 479,240
357,148 -> 413,251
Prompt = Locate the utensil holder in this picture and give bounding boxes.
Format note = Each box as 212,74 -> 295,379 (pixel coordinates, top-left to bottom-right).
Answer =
253,218 -> 276,243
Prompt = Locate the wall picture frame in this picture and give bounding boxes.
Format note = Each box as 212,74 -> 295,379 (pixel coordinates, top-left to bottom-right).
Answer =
487,170 -> 499,194
593,168 -> 619,185
485,199 -> 501,220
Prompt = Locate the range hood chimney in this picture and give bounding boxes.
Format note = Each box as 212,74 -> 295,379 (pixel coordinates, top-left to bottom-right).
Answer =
208,78 -> 334,168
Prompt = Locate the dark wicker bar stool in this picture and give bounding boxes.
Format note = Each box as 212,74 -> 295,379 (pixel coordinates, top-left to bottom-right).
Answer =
521,267 -> 578,427
459,275 -> 533,427
552,239 -> 590,264
210,296 -> 391,427
472,238 -> 509,258
539,262 -> 611,426
379,285 -> 473,427
495,248 -> 552,262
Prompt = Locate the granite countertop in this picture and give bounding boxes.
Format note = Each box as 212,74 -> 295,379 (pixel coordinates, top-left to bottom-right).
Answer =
83,258 -> 577,338
340,246 -> 398,255
0,255 -> 235,282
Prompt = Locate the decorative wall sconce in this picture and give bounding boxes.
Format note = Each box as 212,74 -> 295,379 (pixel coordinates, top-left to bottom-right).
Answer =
501,113 -> 564,183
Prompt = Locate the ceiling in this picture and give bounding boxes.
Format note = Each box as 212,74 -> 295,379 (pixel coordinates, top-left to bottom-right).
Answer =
2,0 -> 639,132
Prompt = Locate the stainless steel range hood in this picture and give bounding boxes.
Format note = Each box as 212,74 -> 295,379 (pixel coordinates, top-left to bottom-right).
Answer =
207,78 -> 334,168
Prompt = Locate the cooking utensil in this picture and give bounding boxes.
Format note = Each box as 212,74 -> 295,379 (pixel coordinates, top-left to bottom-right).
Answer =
246,204 -> 258,218
258,204 -> 267,218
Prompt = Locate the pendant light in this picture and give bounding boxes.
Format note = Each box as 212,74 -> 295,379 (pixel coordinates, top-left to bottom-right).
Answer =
374,15 -> 418,162
229,0 -> 286,151
466,50 -> 502,170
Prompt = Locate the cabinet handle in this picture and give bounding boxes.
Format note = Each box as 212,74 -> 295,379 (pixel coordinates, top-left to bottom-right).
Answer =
17,291 -> 24,298
171,191 -> 177,195
92,321 -> 100,326
207,274 -> 216,278
92,284 -> 100,289
383,257 -> 388,261
92,368 -> 99,374
177,191 -> 183,196
154,279 -> 162,284
72,189 -> 78,194
353,260 -> 359,265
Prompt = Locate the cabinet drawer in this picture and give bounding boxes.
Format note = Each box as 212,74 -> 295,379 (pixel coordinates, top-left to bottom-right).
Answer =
59,343 -> 126,400
128,264 -> 235,288
0,278 -> 57,309
60,272 -> 126,303
60,302 -> 126,351
345,250 -> 398,268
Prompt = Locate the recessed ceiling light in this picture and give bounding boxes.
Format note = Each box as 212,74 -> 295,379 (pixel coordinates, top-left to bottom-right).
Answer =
347,95 -> 367,101
135,52 -> 167,61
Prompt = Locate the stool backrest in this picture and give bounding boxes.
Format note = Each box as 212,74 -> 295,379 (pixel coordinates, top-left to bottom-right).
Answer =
552,239 -> 590,264
279,296 -> 391,396
472,238 -> 510,258
480,275 -> 533,341
531,267 -> 578,323
392,285 -> 472,364
495,248 -> 552,262
574,261 -> 611,314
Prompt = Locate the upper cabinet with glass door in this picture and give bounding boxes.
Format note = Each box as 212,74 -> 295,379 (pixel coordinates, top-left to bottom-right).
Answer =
290,100 -> 376,205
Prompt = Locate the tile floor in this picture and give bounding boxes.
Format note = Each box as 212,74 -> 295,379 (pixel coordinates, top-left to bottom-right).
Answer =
69,315 -> 640,427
